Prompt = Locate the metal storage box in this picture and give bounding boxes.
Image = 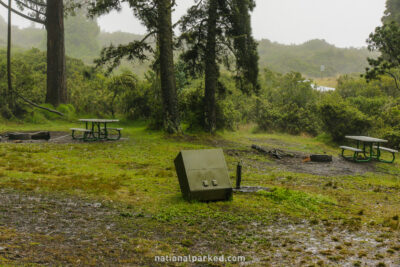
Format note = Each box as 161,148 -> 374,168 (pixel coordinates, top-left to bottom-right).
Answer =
174,149 -> 233,201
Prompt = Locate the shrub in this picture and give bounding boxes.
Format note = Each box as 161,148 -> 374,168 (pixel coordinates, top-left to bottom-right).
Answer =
216,99 -> 241,131
383,129 -> 400,149
178,85 -> 204,131
318,98 -> 372,141
256,101 -> 321,135
256,99 -> 282,131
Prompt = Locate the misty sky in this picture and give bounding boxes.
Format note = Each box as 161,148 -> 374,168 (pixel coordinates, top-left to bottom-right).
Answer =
0,0 -> 387,48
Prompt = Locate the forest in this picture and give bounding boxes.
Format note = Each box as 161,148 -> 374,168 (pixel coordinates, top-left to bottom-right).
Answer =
0,0 -> 400,266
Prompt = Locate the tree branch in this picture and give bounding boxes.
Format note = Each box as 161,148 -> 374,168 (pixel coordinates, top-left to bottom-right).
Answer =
20,0 -> 46,7
14,90 -> 64,116
385,70 -> 400,90
15,0 -> 46,16
0,0 -> 45,24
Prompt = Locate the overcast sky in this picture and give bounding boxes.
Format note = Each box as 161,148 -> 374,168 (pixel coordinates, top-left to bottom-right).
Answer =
0,0 -> 387,48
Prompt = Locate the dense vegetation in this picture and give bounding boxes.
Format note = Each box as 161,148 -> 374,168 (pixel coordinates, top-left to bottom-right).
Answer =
1,47 -> 400,147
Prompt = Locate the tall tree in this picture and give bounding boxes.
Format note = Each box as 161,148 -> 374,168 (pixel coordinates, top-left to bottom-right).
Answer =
0,0 -> 68,106
89,0 -> 180,133
156,0 -> 180,132
179,0 -> 259,133
204,0 -> 218,133
228,0 -> 259,94
46,0 -> 67,105
382,0 -> 400,24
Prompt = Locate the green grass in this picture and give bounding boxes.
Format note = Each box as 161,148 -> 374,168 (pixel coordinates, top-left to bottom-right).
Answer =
1,120 -> 399,265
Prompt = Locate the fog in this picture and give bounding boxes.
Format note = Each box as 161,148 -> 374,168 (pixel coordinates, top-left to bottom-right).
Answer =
0,0 -> 387,48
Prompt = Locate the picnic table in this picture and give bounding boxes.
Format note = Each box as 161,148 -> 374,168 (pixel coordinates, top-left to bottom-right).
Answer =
71,119 -> 122,141
340,136 -> 398,163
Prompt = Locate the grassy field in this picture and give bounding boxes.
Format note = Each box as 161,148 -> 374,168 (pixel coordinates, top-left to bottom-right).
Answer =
0,121 -> 399,266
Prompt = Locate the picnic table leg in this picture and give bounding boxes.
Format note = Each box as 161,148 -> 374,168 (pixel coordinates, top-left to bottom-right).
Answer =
376,144 -> 396,163
369,143 -> 373,160
362,142 -> 367,158
97,122 -> 101,139
90,122 -> 96,141
341,148 -> 359,161
104,122 -> 108,140
378,153 -> 396,163
377,143 -> 381,159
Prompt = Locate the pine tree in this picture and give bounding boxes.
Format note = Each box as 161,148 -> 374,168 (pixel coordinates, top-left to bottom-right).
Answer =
179,0 -> 259,133
89,0 -> 181,133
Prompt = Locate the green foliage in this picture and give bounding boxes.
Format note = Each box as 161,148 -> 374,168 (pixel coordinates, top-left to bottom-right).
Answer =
365,22 -> 400,90
56,104 -> 77,120
256,101 -> 320,136
382,129 -> 400,149
337,75 -> 384,98
318,96 -> 373,141
178,74 -> 244,131
178,83 -> 205,131
256,71 -> 321,135
382,0 -> 400,24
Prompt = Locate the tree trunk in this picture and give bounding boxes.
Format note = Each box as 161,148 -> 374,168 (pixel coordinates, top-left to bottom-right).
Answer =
6,0 -> 14,115
156,0 -> 180,133
204,0 -> 218,133
45,0 -> 67,107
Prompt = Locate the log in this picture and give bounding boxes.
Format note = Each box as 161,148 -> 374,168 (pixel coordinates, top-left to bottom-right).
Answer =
8,132 -> 31,140
251,144 -> 294,159
31,131 -> 50,140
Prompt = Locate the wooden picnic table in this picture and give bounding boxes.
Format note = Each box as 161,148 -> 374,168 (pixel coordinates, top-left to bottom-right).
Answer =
71,119 -> 122,141
341,135 -> 397,163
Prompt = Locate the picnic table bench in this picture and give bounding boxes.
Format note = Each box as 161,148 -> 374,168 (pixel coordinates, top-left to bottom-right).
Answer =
71,119 -> 122,141
340,136 -> 398,163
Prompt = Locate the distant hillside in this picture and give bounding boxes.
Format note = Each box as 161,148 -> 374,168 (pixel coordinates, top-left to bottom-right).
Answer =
0,15 -> 374,78
258,39 -> 374,77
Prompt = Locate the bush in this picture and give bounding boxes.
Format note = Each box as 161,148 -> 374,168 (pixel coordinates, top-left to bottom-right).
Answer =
56,104 -> 77,121
216,99 -> 241,131
256,100 -> 321,135
178,85 -> 204,131
318,98 -> 372,141
256,99 -> 282,131
382,129 -> 400,149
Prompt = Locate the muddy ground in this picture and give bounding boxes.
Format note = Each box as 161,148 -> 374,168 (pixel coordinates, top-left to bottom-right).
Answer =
0,189 -> 399,266
226,146 -> 376,177
0,134 -> 399,266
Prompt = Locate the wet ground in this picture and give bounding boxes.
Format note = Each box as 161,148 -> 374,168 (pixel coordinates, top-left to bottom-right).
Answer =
0,189 -> 399,266
0,133 -> 399,266
226,146 -> 376,177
